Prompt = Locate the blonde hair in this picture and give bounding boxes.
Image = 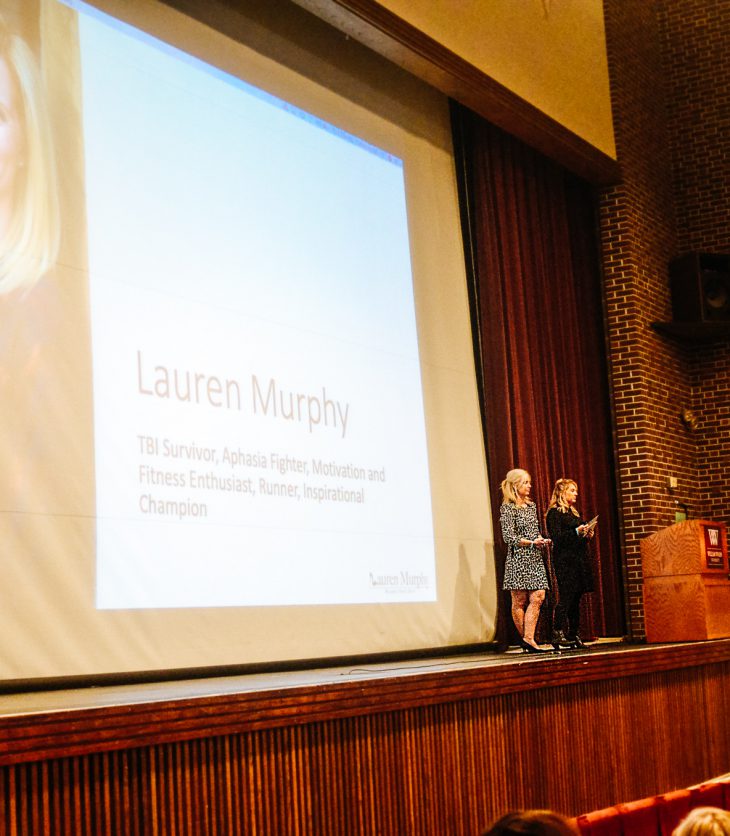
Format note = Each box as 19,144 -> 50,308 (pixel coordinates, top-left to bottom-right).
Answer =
548,478 -> 580,517
0,17 -> 59,294
673,808 -> 730,836
501,468 -> 531,505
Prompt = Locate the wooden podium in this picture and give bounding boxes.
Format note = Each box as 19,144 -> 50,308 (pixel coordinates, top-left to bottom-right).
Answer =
641,519 -> 730,642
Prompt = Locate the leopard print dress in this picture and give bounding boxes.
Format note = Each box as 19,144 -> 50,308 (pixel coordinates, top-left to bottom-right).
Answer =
500,501 -> 549,590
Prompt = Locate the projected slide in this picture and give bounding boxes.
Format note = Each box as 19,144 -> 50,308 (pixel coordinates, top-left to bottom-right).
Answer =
75,5 -> 436,608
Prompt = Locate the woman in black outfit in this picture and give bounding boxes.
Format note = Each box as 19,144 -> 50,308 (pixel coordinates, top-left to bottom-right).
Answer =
545,478 -> 594,648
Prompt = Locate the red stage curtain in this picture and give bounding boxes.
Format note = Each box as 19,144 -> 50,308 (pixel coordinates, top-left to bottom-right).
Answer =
452,105 -> 625,643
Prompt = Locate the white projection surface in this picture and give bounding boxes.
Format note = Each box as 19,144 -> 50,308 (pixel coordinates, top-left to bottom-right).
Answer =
0,0 -> 496,682
77,6 -> 435,609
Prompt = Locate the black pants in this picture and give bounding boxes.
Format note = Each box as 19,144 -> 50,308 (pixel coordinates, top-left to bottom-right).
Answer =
554,589 -> 582,638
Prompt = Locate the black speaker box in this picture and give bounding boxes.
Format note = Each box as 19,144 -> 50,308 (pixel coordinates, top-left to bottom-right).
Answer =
669,253 -> 730,323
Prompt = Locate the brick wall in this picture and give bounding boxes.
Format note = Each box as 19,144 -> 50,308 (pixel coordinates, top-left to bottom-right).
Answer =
658,0 -> 730,526
601,0 -> 730,638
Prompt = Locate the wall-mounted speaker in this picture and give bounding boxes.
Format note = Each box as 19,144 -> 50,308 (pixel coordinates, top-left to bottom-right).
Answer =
669,252 -> 730,323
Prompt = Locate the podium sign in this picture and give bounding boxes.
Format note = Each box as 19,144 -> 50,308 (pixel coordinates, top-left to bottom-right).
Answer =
703,524 -> 727,570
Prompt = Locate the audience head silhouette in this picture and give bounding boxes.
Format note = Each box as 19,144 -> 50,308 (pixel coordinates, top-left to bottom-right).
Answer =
482,810 -> 579,836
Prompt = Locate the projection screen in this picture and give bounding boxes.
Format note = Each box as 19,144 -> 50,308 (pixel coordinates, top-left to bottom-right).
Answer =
0,0 -> 496,683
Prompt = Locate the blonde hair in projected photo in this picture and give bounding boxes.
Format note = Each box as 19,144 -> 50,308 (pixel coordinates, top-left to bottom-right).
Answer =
0,13 -> 59,294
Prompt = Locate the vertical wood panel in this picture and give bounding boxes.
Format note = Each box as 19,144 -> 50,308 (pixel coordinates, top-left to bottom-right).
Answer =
0,663 -> 729,835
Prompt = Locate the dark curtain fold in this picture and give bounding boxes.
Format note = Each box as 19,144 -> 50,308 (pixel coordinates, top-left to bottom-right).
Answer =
453,105 -> 625,644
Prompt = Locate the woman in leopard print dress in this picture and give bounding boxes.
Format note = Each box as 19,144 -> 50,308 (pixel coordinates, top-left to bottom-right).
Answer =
499,468 -> 550,652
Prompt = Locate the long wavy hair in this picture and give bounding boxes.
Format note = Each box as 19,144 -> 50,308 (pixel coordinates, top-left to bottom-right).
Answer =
0,15 -> 59,294
547,478 -> 580,517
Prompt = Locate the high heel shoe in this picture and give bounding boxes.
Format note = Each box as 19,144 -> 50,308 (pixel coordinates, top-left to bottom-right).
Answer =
567,635 -> 586,649
518,637 -> 549,654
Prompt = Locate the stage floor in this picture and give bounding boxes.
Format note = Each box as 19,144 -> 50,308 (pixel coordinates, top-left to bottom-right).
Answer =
0,636 -> 686,715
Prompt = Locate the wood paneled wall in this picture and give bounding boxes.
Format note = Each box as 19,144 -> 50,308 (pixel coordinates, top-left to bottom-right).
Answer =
0,643 -> 729,834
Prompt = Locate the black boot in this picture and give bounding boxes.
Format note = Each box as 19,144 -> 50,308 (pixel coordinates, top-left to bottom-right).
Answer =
551,630 -> 573,650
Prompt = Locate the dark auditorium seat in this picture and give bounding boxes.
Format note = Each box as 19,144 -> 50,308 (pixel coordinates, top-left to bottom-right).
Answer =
689,782 -> 725,809
657,789 -> 691,836
617,796 -> 661,836
575,805 -> 623,836
576,779 -> 730,836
